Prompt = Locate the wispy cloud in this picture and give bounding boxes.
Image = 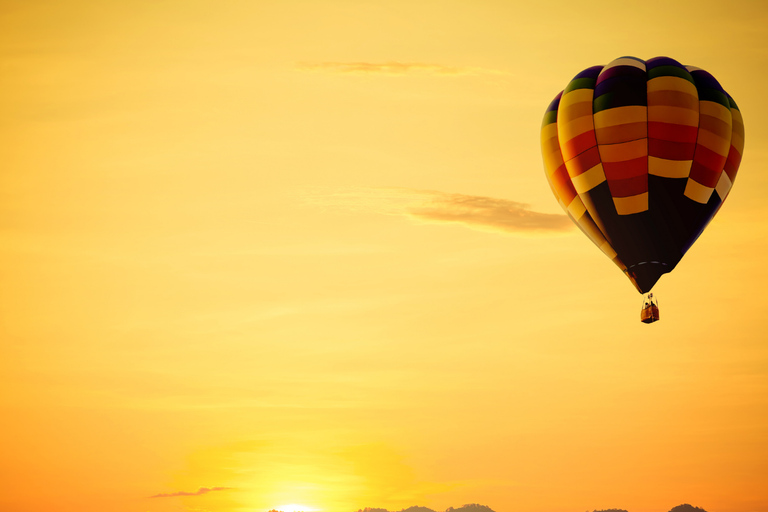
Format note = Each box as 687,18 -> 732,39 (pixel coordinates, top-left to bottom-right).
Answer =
149,487 -> 233,498
296,61 -> 509,76
308,187 -> 572,234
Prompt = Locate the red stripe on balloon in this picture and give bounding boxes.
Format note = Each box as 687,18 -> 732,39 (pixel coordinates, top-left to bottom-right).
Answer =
607,175 -> 647,197
649,139 -> 695,160
563,130 -> 598,161
648,122 -> 698,143
603,156 -> 647,180
566,146 -> 602,176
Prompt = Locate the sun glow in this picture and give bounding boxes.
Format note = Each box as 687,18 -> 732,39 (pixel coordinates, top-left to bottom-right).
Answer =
271,504 -> 317,512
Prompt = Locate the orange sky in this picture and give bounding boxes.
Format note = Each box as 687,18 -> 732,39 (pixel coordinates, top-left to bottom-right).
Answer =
2,1 -> 768,512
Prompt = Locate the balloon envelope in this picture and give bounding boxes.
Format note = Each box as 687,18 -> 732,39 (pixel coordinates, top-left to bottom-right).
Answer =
541,56 -> 744,293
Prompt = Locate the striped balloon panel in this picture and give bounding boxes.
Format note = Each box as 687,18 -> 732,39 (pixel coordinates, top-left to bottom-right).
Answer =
646,57 -> 698,179
555,66 -> 612,239
643,56 -> 701,279
685,67 -> 733,204
674,90 -> 745,255
594,57 -> 649,216
540,56 -> 744,293
541,92 -> 628,272
541,93 -> 576,209
717,95 -> 744,199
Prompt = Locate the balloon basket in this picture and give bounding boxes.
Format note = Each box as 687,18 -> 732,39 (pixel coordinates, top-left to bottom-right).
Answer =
640,293 -> 660,324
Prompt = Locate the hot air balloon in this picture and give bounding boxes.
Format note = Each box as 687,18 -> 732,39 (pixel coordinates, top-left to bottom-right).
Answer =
541,56 -> 744,323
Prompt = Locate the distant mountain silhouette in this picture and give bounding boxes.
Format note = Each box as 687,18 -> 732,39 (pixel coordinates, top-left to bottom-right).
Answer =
669,505 -> 708,512
357,504 -> 496,512
356,503 -> 707,512
446,506 -> 495,512
356,507 -> 437,512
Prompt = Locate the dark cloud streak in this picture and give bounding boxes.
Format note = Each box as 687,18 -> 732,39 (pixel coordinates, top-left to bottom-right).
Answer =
149,486 -> 232,498
296,61 -> 508,76
406,191 -> 572,233
309,187 -> 572,235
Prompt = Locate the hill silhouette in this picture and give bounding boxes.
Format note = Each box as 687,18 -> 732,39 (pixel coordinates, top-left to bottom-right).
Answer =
356,503 -> 708,512
669,505 -> 708,512
446,506 -> 495,512
356,503 -> 707,512
357,504 -> 496,512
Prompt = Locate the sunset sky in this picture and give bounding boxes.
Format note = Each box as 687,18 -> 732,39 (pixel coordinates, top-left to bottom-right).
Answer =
2,1 -> 768,512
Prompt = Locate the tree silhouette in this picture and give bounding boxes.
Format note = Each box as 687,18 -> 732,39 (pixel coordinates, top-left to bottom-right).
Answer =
357,505 -> 499,512
669,505 -> 708,512
446,505 -> 496,512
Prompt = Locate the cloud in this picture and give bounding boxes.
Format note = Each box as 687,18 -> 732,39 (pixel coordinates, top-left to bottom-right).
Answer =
149,487 -> 233,498
296,61 -> 508,76
309,187 -> 572,234
407,191 -> 572,233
